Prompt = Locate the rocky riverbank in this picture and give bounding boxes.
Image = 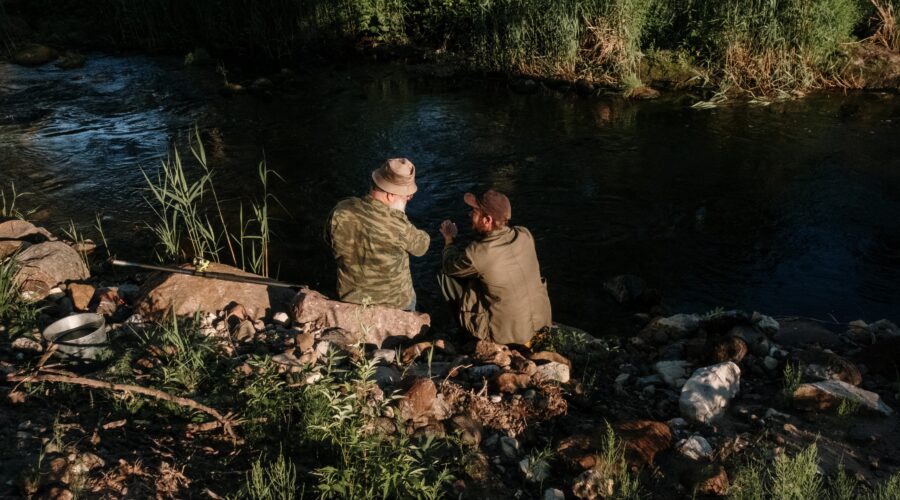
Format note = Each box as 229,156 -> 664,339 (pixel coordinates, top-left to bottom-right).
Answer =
2,218 -> 899,498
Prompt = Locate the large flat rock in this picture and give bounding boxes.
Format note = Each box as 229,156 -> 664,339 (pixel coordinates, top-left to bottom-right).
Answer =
134,262 -> 294,321
793,380 -> 894,416
13,241 -> 89,301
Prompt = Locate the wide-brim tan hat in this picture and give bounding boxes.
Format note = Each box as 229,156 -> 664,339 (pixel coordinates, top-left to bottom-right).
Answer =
372,158 -> 418,197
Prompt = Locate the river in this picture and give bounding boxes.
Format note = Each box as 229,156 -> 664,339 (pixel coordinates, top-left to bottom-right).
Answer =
2,54 -> 899,331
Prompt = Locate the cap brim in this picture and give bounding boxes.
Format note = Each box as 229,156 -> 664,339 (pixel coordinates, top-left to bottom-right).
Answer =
372,170 -> 417,196
463,192 -> 479,209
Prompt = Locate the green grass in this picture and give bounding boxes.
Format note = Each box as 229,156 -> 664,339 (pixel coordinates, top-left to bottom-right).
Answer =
137,315 -> 216,395
1,181 -> 34,220
243,452 -> 299,500
782,362 -> 804,400
771,444 -> 823,499
0,256 -> 41,336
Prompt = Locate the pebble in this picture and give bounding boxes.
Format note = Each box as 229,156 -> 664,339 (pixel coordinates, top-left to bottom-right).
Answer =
615,373 -> 631,385
500,436 -> 520,460
764,356 -> 779,370
543,488 -> 566,500
490,394 -> 502,403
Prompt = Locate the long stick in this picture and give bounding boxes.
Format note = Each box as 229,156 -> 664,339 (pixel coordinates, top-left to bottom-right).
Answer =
4,371 -> 237,437
111,259 -> 303,289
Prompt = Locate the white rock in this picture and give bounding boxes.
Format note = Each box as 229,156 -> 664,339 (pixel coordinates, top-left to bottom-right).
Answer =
533,361 -> 570,384
372,349 -> 396,364
304,372 -> 322,385
315,340 -> 331,357
655,360 -> 691,388
272,312 -> 290,326
677,435 -> 714,461
658,313 -> 700,333
490,394 -> 502,403
679,362 -> 741,424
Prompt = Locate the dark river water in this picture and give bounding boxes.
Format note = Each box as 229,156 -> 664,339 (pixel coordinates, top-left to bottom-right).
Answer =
2,54 -> 899,331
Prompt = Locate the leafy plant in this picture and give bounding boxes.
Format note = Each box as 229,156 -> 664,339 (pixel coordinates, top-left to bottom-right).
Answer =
729,459 -> 765,500
243,452 -> 298,500
782,362 -> 804,400
771,444 -> 823,500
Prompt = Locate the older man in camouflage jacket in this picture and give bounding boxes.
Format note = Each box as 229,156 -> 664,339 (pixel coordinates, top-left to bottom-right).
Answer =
328,158 -> 430,311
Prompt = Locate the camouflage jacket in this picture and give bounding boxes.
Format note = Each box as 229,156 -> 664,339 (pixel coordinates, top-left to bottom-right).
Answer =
328,195 -> 430,309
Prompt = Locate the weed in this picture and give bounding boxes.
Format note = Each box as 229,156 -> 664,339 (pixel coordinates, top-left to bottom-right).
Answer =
729,459 -> 766,500
771,444 -> 823,499
62,220 -> 91,271
521,444 -> 554,487
829,465 -> 858,500
782,362 -> 804,399
869,471 -> 900,500
1,181 -> 34,220
0,257 -> 41,336
869,0 -> 900,51
579,423 -> 641,499
243,452 -> 298,500
138,315 -> 215,395
837,398 -> 861,417
94,213 -> 112,259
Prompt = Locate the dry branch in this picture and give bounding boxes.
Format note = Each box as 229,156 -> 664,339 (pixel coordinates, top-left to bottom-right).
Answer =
3,370 -> 237,437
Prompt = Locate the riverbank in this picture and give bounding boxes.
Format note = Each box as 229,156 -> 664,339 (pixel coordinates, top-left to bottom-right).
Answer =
2,217 -> 899,499
2,0 -> 900,98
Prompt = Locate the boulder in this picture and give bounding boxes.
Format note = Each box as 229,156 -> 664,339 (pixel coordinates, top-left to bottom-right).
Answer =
290,288 -> 429,348
679,362 -> 741,424
135,263 -> 294,322
616,420 -> 673,466
12,43 -> 59,66
793,380 -> 894,416
753,313 -> 780,335
0,220 -> 53,242
13,241 -> 89,301
775,319 -> 839,348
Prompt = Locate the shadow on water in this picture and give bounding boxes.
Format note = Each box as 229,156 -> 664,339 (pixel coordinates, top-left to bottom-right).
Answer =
2,54 -> 899,330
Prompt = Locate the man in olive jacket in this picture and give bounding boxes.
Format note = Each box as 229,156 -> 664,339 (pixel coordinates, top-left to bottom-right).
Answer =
438,189 -> 552,345
328,158 -> 430,311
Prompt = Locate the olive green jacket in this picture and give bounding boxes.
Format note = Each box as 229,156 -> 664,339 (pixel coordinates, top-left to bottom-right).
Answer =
329,196 -> 430,309
442,226 -> 552,344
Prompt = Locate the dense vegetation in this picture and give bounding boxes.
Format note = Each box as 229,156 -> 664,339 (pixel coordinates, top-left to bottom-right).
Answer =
2,0 -> 900,94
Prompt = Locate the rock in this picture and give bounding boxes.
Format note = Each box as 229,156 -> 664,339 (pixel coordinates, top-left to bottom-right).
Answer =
500,436 -> 520,460
764,356 -> 779,371
659,342 -> 686,361
793,380 -> 894,416
709,336 -> 748,364
272,311 -> 290,326
12,337 -> 42,353
543,488 -> 566,500
691,464 -> 729,496
617,420 -> 673,466
234,320 -> 256,342
402,341 -> 435,364
795,349 -> 862,386
493,372 -> 532,393
91,288 -> 121,317
667,417 -> 689,429
135,262 -> 293,322
373,366 -> 401,388
679,362 -> 741,424
13,241 -> 89,301
290,289 -> 429,348
530,350 -> 572,368
399,378 -> 437,422
474,340 -> 512,367
533,361 -> 570,384
0,240 -> 30,260
271,352 -> 306,373
0,220 -> 53,242
574,78 -> 595,95
67,283 -> 96,312
626,85 -> 660,99
450,415 -> 482,446
509,354 -> 538,375
603,274 -> 646,303
557,434 -> 598,471
294,331 -> 315,352
469,364 -> 502,380
775,319 -> 839,348
658,313 -> 700,335
655,360 -> 691,388
38,485 -> 74,500
754,313 -> 780,335
573,468 -> 614,499
615,373 -> 631,385
12,43 -> 59,66
55,51 -> 86,69
677,435 -> 714,461
520,456 -> 551,482
372,348 -> 396,364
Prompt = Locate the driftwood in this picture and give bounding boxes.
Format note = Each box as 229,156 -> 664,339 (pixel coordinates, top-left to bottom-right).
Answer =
3,370 -> 238,438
